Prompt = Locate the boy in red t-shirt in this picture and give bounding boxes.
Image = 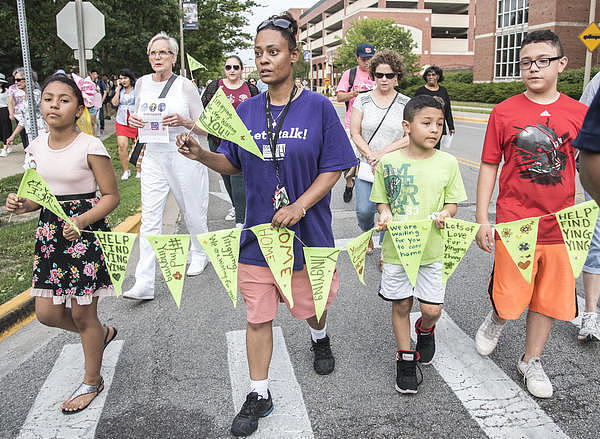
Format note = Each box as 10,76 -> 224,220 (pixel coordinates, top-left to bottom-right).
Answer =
474,30 -> 587,399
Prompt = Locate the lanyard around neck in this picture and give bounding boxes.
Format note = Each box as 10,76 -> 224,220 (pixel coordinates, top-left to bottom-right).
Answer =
265,85 -> 297,178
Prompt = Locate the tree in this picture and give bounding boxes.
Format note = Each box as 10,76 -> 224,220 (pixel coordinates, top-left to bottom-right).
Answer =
0,0 -> 257,82
334,18 -> 419,75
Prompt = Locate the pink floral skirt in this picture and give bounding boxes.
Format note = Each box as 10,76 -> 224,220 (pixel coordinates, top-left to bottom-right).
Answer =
30,194 -> 114,308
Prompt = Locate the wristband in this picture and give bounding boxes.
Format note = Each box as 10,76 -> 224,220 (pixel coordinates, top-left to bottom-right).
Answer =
297,203 -> 307,217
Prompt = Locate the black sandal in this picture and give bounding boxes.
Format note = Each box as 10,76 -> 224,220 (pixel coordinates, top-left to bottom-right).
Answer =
62,377 -> 104,414
103,326 -> 118,350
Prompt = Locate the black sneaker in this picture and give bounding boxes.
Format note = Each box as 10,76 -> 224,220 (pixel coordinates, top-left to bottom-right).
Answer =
415,317 -> 436,365
395,350 -> 422,394
311,335 -> 335,375
343,182 -> 354,203
231,391 -> 273,437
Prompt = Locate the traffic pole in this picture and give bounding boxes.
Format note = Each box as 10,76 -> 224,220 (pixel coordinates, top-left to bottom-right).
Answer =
75,0 -> 87,77
16,0 -> 37,139
179,0 -> 187,77
583,0 -> 597,90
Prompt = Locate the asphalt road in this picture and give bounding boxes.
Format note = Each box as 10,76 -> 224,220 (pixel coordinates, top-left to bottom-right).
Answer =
0,104 -> 598,439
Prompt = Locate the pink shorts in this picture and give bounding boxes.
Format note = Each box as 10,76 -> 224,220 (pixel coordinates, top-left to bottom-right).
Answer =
238,263 -> 340,324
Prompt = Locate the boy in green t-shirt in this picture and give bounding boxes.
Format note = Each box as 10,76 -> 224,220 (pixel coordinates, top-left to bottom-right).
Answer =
370,95 -> 467,393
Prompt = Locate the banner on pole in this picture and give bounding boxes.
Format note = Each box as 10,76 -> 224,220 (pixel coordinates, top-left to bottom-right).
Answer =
183,1 -> 198,30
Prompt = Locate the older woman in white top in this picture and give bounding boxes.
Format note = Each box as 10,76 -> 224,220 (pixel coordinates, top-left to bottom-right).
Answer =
123,32 -> 209,300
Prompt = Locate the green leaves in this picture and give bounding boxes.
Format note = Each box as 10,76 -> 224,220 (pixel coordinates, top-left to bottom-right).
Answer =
334,18 -> 419,75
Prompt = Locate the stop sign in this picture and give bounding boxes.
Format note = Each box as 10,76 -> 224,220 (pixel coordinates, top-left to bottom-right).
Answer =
56,2 -> 105,49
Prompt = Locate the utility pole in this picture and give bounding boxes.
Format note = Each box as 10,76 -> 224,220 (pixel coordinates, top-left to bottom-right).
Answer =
16,0 -> 37,139
584,0 -> 597,90
179,0 -> 187,77
75,0 -> 87,77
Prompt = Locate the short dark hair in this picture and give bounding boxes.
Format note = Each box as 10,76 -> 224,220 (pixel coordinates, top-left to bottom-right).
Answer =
118,68 -> 136,87
369,49 -> 406,82
521,30 -> 564,57
256,12 -> 298,51
42,74 -> 84,108
225,55 -> 243,69
90,69 -> 98,74
422,65 -> 444,82
404,95 -> 444,122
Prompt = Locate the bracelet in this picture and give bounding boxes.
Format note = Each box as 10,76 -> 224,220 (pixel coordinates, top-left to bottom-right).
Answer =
297,203 -> 307,217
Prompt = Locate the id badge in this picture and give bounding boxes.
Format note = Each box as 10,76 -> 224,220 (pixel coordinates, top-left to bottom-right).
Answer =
272,186 -> 290,210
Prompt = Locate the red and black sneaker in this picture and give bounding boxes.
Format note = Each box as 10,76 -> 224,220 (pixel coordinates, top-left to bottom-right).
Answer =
415,317 -> 436,365
395,350 -> 422,394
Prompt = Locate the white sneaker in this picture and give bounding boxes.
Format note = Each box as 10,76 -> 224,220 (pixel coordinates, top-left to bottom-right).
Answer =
6,146 -> 13,154
121,170 -> 131,180
136,171 -> 141,179
517,356 -> 553,398
0,149 -> 7,158
475,310 -> 505,355
579,312 -> 600,341
187,256 -> 208,276
225,207 -> 235,221
122,283 -> 154,300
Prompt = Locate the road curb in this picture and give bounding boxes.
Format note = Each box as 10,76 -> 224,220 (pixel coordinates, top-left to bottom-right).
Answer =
454,115 -> 488,123
0,211 -> 142,338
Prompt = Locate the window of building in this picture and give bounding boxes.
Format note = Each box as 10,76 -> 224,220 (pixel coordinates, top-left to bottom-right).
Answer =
495,0 -> 528,80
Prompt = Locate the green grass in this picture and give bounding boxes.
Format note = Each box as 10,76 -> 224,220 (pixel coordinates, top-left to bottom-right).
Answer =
0,134 -> 141,305
453,107 -> 492,115
451,101 -> 495,109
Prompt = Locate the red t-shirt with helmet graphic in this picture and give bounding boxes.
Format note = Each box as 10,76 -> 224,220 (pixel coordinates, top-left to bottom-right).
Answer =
481,92 -> 588,244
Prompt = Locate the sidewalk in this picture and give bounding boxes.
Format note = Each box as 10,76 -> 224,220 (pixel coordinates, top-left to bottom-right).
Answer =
0,117 -> 116,179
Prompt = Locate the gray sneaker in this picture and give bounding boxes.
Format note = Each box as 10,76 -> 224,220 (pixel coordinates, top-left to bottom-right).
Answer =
578,312 -> 600,341
517,356 -> 553,398
475,310 -> 505,355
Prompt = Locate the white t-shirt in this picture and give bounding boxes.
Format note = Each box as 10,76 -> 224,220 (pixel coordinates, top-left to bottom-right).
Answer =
352,90 -> 409,163
134,74 -> 203,152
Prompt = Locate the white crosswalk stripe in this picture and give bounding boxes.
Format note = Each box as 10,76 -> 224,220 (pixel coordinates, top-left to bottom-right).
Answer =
17,341 -> 124,439
410,312 -> 567,438
227,326 -> 314,438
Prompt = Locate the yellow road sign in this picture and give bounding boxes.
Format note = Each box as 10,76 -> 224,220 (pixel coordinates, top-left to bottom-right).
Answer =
579,22 -> 600,52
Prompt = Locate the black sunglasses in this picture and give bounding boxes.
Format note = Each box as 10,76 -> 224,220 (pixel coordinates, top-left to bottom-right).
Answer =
374,72 -> 396,79
14,78 -> 25,82
225,65 -> 241,71
257,18 -> 292,33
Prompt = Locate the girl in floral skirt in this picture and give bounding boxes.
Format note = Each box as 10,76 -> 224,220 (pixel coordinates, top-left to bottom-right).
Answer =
5,74 -> 120,414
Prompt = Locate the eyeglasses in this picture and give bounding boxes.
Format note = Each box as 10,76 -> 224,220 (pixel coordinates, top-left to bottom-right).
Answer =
374,72 -> 396,79
518,56 -> 561,70
14,78 -> 25,82
257,18 -> 292,33
149,50 -> 173,58
225,65 -> 241,71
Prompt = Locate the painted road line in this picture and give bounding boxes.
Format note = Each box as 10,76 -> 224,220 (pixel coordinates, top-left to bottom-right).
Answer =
335,235 -> 382,250
409,312 -> 567,439
18,341 -> 124,439
0,319 -> 59,381
227,326 -> 314,439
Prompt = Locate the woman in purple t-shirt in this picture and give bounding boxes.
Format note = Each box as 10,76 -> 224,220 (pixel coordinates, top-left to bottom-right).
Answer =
177,12 -> 356,437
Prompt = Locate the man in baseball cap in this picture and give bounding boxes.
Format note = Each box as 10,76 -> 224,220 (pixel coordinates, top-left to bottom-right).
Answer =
336,43 -> 376,202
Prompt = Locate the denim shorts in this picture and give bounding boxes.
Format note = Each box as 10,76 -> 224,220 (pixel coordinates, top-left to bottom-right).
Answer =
583,191 -> 600,273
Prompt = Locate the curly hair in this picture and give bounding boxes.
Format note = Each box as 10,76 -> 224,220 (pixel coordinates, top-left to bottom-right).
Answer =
368,49 -> 406,81
422,65 -> 444,82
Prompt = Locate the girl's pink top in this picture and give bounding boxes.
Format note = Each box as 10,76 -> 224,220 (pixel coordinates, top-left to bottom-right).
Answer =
28,132 -> 110,196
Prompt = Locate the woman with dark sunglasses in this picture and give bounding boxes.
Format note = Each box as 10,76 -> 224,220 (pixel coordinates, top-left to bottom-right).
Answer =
202,55 -> 259,226
350,49 -> 409,266
177,12 -> 355,437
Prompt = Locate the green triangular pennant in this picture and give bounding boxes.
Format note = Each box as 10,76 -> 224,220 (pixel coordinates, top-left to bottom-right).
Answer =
94,231 -> 137,296
304,247 -> 341,323
387,220 -> 433,287
345,229 -> 373,285
441,219 -> 480,285
496,217 -> 539,284
147,234 -> 190,308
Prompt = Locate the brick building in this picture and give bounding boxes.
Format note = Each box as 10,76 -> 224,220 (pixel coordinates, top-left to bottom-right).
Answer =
474,0 -> 600,82
294,0 -> 475,90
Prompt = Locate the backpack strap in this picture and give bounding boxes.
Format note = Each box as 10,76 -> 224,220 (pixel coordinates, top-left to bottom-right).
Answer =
345,67 -> 358,111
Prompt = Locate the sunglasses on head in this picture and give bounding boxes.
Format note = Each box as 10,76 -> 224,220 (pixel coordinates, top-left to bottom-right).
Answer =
257,18 -> 292,33
225,65 -> 241,71
374,72 -> 396,79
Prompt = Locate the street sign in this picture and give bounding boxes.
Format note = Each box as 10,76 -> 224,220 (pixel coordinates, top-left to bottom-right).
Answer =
304,50 -> 311,62
56,1 -> 105,49
579,22 -> 600,52
73,49 -> 93,60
